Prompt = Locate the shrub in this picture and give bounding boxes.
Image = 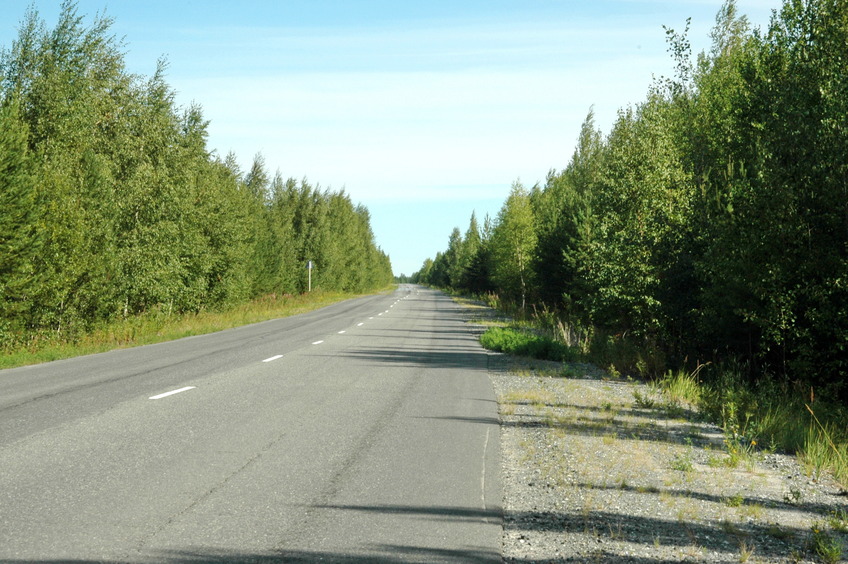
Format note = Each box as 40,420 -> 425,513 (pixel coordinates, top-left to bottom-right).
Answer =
479,326 -> 578,362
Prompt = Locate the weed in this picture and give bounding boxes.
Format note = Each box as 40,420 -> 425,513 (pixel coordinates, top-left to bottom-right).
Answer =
675,503 -> 699,521
804,405 -> 848,488
633,389 -> 657,409
810,521 -> 843,564
671,439 -> 695,473
800,426 -> 832,480
766,523 -> 794,540
738,540 -> 755,562
724,435 -> 759,471
827,509 -> 848,533
707,452 -> 728,468
724,494 -> 745,508
660,366 -> 705,406
740,503 -> 764,520
670,452 -> 694,472
608,521 -> 624,541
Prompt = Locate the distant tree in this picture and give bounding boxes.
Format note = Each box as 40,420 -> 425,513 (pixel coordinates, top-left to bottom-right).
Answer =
455,212 -> 482,291
443,227 -> 463,288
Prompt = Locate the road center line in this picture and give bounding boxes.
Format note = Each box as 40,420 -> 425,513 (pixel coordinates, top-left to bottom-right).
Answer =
262,354 -> 283,363
338,330 -> 346,334
312,340 -> 324,345
357,323 -> 364,326
149,386 -> 196,400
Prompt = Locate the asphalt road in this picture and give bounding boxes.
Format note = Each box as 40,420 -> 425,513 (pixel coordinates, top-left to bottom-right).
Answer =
0,285 -> 502,563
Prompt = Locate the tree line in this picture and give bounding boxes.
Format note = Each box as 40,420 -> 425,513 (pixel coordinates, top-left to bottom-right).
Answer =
416,0 -> 848,396
0,2 -> 392,348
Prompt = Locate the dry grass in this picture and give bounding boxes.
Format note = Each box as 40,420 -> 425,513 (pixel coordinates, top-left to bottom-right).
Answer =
0,289 -> 383,370
494,354 -> 848,562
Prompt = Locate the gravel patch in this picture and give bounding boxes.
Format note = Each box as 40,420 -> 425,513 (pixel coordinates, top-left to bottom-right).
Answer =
457,299 -> 848,563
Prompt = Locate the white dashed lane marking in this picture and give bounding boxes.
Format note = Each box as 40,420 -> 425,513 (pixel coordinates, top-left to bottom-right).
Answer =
149,386 -> 196,400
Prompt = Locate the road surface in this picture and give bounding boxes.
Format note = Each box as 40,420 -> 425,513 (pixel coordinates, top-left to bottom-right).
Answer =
0,285 -> 501,563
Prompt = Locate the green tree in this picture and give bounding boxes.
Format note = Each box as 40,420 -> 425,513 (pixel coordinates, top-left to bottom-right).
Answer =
0,98 -> 39,342
491,182 -> 537,311
532,109 -> 600,315
697,0 -> 848,385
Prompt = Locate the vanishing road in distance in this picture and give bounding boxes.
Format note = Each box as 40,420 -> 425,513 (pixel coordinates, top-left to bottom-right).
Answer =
0,285 -> 502,563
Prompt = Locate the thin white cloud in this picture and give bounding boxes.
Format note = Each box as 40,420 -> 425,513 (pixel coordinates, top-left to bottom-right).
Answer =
172,14 -> 673,200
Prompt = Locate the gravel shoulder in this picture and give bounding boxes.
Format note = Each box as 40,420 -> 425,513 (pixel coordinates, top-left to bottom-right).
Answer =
456,299 -> 848,563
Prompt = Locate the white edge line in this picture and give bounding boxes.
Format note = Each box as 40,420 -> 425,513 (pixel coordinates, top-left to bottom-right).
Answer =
262,354 -> 284,363
149,386 -> 196,400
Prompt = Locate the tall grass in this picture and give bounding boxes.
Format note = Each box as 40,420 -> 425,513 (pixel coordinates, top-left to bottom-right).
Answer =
676,363 -> 848,488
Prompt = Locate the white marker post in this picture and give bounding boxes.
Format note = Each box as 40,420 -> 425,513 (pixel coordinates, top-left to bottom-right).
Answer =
307,260 -> 313,292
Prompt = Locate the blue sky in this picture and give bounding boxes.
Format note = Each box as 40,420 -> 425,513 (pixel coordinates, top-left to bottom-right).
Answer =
1,1 -> 781,276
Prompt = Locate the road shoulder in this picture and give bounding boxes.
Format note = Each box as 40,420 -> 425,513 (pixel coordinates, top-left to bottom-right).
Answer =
455,298 -> 848,563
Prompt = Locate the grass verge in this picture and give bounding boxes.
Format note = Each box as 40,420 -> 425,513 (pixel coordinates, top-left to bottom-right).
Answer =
479,325 -> 579,362
0,288 -> 391,370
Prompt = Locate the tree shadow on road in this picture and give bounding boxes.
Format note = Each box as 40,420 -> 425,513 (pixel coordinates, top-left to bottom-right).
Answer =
337,346 -> 489,372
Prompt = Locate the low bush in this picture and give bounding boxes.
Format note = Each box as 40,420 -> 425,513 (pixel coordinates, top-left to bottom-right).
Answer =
480,326 -> 579,362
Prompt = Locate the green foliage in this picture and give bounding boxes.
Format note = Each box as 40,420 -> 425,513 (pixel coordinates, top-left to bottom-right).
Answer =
416,0 -> 848,491
479,326 -> 578,362
531,110 -> 598,315
418,0 -> 848,402
0,289 -> 365,370
0,3 -> 392,350
490,182 -> 537,311
660,367 -> 702,406
670,449 -> 694,473
0,98 -> 38,346
810,521 -> 843,564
